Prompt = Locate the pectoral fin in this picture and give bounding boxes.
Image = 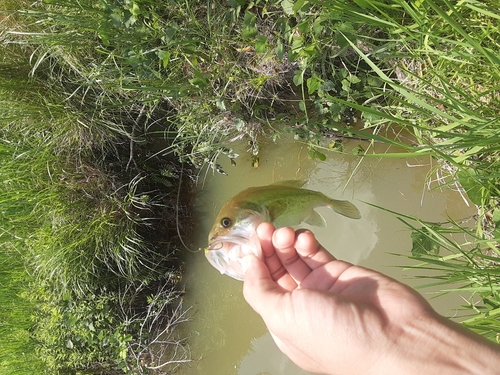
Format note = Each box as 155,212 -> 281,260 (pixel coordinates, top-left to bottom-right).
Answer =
303,209 -> 327,227
267,200 -> 288,224
271,205 -> 327,228
327,199 -> 361,219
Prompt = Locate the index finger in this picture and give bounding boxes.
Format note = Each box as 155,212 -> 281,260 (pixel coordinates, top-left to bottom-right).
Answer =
256,223 -> 298,290
272,227 -> 313,285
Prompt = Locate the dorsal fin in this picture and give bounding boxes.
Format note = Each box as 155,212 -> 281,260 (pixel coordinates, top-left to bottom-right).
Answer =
270,180 -> 306,188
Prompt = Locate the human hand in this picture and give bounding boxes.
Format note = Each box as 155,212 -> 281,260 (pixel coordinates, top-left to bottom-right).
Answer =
242,223 -> 500,375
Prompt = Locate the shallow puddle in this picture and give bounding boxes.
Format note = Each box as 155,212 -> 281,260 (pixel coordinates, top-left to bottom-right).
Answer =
177,134 -> 476,375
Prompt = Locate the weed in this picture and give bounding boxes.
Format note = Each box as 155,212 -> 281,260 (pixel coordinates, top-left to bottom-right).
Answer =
406,216 -> 500,342
0,40 -> 189,373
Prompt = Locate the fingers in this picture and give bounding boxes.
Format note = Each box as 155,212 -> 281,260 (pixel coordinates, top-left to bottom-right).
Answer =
272,227 -> 314,285
272,227 -> 337,286
257,223 -> 298,290
294,229 -> 336,267
256,222 -> 275,258
255,223 -> 341,289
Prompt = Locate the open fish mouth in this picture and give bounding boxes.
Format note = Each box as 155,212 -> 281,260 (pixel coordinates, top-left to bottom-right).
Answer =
205,235 -> 262,281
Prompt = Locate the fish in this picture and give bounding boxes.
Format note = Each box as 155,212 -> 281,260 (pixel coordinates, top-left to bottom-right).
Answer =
205,180 -> 361,280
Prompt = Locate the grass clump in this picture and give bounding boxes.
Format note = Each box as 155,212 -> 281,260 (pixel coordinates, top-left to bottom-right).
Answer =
400,214 -> 500,342
0,43 -> 190,373
0,239 -> 40,374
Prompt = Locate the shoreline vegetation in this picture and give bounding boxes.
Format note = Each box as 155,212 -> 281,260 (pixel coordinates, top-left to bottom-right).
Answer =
1,0 -> 498,373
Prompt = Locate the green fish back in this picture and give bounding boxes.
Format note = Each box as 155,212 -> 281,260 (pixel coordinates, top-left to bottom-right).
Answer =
235,182 -> 361,228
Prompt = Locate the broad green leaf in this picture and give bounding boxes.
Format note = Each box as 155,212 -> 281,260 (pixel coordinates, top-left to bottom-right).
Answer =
321,80 -> 335,92
293,0 -> 308,12
309,149 -> 326,161
457,168 -> 489,205
348,75 -> 361,84
255,35 -> 268,53
277,40 -> 284,60
293,70 -> 303,86
216,98 -> 226,111
234,118 -> 245,131
190,76 -> 209,88
307,76 -> 322,94
281,0 -> 294,15
157,50 -> 170,68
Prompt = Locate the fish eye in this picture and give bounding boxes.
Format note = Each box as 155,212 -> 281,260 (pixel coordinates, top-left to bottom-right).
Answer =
221,217 -> 232,228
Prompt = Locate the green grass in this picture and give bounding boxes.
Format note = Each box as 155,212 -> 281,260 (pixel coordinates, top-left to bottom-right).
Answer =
0,239 -> 41,374
403,215 -> 500,342
1,0 -> 500,372
0,39 -> 188,374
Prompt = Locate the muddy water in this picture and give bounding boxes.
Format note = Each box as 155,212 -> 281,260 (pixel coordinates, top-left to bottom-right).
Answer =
178,135 -> 476,375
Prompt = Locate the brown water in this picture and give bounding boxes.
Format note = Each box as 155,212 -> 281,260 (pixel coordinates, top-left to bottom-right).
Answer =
177,135 -> 476,375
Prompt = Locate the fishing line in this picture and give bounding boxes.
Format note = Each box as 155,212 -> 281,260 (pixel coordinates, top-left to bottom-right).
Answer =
176,161 -> 201,253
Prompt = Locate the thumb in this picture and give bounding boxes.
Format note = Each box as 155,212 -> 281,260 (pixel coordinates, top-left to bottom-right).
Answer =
242,254 -> 269,280
242,255 -> 284,316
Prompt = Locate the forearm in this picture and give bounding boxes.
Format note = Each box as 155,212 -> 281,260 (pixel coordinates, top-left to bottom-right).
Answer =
380,311 -> 500,375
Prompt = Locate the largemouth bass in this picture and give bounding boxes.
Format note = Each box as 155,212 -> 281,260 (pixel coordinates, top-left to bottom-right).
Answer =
206,180 -> 361,280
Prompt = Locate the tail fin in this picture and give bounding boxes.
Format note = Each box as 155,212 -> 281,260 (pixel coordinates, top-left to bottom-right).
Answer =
328,199 -> 361,219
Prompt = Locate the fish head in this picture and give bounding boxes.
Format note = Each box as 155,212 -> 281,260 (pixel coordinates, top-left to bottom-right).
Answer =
204,233 -> 261,280
206,202 -> 267,280
208,198 -> 268,242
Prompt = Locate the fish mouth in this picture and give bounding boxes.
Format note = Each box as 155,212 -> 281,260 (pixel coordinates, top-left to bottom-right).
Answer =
205,235 -> 262,281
